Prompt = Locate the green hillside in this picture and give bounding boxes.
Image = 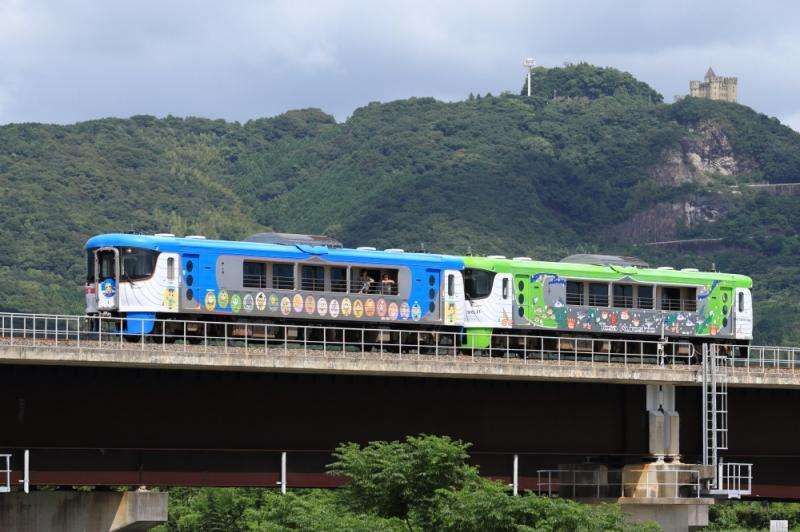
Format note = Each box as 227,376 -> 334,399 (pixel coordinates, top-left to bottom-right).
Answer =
1,63 -> 798,344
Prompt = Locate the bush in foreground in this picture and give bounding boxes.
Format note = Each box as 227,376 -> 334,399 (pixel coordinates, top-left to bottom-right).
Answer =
154,434 -> 659,531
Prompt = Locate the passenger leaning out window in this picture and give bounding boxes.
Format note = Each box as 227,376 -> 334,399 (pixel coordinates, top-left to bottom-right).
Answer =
359,271 -> 374,294
381,273 -> 396,295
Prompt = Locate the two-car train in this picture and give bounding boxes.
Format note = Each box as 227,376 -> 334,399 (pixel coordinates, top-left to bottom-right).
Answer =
84,233 -> 753,349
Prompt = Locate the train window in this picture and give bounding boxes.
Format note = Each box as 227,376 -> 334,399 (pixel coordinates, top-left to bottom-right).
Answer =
167,257 -> 175,281
566,281 -> 584,305
86,249 -> 96,283
661,287 -> 681,311
330,267 -> 347,292
502,278 -> 509,299
588,283 -> 609,307
98,250 -> 115,279
272,263 -> 295,290
683,287 -> 697,311
301,265 -> 325,291
637,286 -> 653,309
463,268 -> 495,300
243,261 -> 267,288
738,292 -> 745,313
121,248 -> 158,281
448,274 -> 455,297
349,268 -> 397,295
612,284 -> 634,308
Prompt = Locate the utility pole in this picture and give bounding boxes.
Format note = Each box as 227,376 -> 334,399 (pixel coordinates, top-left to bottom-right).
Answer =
523,57 -> 536,96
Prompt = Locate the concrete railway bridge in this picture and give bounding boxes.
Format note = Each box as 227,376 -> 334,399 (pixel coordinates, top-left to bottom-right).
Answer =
1,312 -> 800,530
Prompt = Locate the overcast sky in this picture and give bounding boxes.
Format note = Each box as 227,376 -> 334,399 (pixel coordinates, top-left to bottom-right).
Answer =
1,0 -> 799,130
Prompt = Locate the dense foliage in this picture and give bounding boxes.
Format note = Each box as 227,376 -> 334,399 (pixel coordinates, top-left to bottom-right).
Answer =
1,63 -> 799,343
153,435 -> 658,531
708,501 -> 800,531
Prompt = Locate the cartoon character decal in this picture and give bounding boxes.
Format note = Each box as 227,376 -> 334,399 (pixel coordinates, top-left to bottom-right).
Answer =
100,278 -> 116,298
204,291 -> 217,311
517,273 -> 734,337
163,287 -> 178,311
217,289 -> 230,309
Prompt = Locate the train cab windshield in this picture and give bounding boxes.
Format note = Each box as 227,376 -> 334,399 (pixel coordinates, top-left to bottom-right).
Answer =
120,248 -> 158,281
464,268 -> 496,300
89,247 -> 157,282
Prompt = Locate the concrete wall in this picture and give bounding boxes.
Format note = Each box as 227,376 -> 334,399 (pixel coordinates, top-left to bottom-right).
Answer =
0,491 -> 166,532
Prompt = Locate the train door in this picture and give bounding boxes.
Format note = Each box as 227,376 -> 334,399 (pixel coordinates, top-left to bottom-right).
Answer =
159,253 -> 180,312
95,247 -> 119,311
443,270 -> 464,326
496,274 -> 513,328
182,253 -> 201,311
733,288 -> 753,340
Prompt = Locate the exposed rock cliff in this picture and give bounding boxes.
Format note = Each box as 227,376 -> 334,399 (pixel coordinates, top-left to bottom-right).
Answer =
613,196 -> 726,244
650,121 -> 756,186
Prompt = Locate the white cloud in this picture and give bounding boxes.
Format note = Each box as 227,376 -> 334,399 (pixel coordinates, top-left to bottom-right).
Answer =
0,0 -> 799,124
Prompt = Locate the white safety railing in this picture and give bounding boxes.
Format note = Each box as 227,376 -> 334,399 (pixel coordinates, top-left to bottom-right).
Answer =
0,312 -> 697,368
710,461 -> 752,499
536,467 -> 702,499
729,345 -> 800,373
0,454 -> 10,493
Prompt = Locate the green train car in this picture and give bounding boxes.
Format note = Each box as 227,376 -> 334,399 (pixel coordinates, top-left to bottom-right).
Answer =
444,254 -> 753,349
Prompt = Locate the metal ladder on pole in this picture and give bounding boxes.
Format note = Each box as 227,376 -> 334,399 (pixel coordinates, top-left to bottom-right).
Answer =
702,343 -> 728,474
702,344 -> 751,497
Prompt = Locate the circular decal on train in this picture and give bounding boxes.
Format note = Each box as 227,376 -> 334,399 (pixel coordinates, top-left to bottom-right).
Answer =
100,278 -> 116,298
329,299 -> 340,318
400,301 -> 410,319
353,299 -> 364,318
387,302 -> 399,320
376,298 -> 387,318
243,294 -> 254,312
218,289 -> 230,309
255,292 -> 267,311
341,298 -> 352,317
411,301 -> 422,321
281,296 -> 292,316
268,293 -> 279,312
230,294 -> 242,313
364,299 -> 375,317
304,295 -> 316,314
204,291 -> 217,311
317,297 -> 328,316
292,294 -> 303,313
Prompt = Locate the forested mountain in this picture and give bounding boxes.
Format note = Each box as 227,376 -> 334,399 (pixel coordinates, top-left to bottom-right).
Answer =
1,63 -> 799,344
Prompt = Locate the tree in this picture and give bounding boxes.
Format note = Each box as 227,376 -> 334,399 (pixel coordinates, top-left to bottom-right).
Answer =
327,434 -> 478,522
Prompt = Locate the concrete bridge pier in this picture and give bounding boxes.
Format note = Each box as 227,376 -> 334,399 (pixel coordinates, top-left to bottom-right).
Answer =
0,491 -> 167,531
620,384 -> 714,532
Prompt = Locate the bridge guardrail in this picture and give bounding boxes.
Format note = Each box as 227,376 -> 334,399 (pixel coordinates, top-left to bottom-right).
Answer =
0,312 -> 696,369
728,345 -> 800,374
536,467 -> 702,499
0,455 -> 10,493
710,461 -> 752,498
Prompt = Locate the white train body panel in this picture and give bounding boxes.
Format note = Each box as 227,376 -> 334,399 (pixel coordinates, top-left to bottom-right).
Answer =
118,253 -> 180,313
463,273 -> 513,329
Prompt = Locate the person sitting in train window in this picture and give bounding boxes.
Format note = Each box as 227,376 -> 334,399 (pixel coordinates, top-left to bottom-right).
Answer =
381,273 -> 396,295
359,271 -> 374,294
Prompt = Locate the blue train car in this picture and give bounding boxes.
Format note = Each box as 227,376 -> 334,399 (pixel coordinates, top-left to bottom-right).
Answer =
85,233 -> 465,334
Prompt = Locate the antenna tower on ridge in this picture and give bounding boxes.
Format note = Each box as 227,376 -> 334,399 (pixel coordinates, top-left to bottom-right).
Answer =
523,57 -> 536,97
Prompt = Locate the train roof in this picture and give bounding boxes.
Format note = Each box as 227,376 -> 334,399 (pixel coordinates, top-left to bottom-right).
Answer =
85,233 -> 462,267
463,255 -> 752,288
